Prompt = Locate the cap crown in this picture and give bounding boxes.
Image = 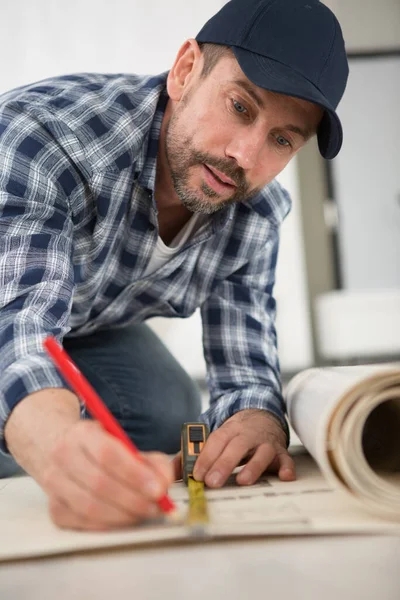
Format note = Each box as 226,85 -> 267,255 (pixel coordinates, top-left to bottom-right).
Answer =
196,0 -> 348,109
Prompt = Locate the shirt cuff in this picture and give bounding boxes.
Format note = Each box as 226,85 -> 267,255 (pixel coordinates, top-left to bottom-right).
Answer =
199,387 -> 290,448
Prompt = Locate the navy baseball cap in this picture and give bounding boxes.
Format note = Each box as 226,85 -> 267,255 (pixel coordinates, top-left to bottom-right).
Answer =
196,0 -> 349,159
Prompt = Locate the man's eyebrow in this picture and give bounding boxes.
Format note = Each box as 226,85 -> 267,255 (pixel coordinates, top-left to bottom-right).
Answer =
284,124 -> 314,141
232,79 -> 316,141
232,79 -> 265,109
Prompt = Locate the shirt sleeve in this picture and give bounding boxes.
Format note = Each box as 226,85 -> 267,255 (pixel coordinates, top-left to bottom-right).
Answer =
0,103 -> 82,453
199,227 -> 290,446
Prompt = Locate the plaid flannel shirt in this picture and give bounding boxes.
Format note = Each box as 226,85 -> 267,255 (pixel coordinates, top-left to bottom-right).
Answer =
0,71 -> 292,452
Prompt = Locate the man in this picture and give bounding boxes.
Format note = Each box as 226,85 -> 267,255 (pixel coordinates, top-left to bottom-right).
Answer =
0,0 -> 348,530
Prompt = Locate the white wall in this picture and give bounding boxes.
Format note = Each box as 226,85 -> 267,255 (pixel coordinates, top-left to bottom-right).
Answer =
0,0 -> 313,376
0,0 -> 223,89
324,0 -> 400,52
275,161 -> 314,371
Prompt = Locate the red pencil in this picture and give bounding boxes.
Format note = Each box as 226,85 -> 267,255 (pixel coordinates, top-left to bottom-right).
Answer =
43,335 -> 177,517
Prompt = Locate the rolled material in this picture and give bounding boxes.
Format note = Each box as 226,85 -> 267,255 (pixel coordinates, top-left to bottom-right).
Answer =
286,364 -> 400,520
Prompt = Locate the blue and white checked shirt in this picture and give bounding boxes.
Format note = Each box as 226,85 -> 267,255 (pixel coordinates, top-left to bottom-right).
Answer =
0,71 -> 292,452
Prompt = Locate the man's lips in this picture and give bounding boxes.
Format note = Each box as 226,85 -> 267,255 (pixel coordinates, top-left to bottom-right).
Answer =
204,164 -> 236,187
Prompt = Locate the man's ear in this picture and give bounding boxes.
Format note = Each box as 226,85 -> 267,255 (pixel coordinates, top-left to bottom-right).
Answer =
167,39 -> 203,102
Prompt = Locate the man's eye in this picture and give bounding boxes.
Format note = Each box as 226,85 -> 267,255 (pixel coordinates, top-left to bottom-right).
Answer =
232,100 -> 247,114
276,135 -> 290,147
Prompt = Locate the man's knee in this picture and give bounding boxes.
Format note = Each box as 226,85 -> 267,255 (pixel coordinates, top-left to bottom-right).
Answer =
133,375 -> 202,454
157,388 -> 202,454
65,323 -> 204,454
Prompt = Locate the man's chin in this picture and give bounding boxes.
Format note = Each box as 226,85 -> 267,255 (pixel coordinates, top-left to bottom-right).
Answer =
173,174 -> 244,214
181,200 -> 222,215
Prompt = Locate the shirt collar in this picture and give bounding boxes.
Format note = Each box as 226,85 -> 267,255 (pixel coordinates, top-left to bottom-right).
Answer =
136,73 -> 169,193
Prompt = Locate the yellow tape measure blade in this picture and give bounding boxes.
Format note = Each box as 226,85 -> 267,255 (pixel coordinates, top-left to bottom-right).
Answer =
186,477 -> 209,531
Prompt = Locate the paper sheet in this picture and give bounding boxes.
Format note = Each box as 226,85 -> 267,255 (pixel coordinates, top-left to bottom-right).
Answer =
1,451 -> 399,562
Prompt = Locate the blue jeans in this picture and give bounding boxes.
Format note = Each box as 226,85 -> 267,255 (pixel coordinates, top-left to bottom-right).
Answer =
0,323 -> 202,478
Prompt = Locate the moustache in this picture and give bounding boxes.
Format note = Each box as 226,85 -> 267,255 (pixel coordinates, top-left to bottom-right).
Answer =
191,151 -> 247,189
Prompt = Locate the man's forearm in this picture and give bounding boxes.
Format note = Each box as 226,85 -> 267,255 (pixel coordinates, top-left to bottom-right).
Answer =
4,388 -> 80,482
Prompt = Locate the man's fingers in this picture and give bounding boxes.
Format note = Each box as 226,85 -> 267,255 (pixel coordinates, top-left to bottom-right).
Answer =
76,422 -> 167,500
46,470 -> 151,529
50,442 -> 161,518
49,497 -> 94,531
202,435 -> 252,488
170,452 -> 182,481
48,496 -> 129,532
277,452 -> 296,481
237,448 -> 296,484
235,443 -> 277,486
144,452 -> 175,486
192,428 -> 233,481
45,421 -> 173,530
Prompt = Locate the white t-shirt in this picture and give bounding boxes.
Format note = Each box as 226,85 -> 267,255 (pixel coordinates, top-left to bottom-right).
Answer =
143,212 -> 209,277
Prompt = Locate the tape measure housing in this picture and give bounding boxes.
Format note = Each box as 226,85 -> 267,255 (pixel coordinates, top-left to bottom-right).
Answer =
181,422 -> 209,485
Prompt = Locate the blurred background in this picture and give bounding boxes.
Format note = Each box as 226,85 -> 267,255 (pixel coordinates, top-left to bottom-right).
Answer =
1,0 -> 399,386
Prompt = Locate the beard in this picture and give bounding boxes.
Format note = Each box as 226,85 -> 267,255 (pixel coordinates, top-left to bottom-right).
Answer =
164,109 -> 258,215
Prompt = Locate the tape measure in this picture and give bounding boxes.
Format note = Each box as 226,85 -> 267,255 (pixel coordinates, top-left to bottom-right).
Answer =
181,422 -> 210,531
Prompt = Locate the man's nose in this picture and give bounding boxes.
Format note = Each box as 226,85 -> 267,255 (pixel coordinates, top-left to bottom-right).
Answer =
224,129 -> 265,171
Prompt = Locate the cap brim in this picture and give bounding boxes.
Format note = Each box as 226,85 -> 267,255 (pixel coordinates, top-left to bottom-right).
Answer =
232,46 -> 343,159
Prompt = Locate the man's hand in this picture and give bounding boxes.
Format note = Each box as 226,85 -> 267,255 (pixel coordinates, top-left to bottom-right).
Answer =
5,389 -> 174,531
41,420 -> 174,531
173,409 -> 295,487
